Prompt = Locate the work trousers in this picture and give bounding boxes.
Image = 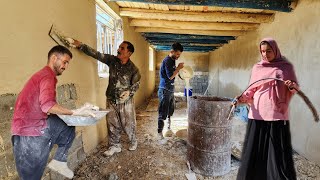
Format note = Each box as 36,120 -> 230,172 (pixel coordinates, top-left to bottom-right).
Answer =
107,98 -> 137,147
12,115 -> 75,180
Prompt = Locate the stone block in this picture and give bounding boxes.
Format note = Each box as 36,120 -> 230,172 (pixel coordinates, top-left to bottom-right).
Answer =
68,147 -> 86,170
77,147 -> 86,163
0,94 -> 16,124
57,84 -> 76,103
0,154 -> 9,179
68,149 -> 79,170
68,134 -> 83,153
69,83 -> 78,100
0,122 -> 13,153
0,149 -> 16,179
60,100 -> 76,110
64,85 -> 71,101
56,85 -> 65,103
49,170 -> 66,180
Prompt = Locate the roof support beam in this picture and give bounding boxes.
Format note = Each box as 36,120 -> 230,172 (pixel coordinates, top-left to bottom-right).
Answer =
135,27 -> 247,36
154,46 -> 217,52
141,33 -> 236,40
150,42 -> 223,47
147,39 -> 229,44
114,0 -> 294,12
130,19 -> 259,31
120,8 -> 274,23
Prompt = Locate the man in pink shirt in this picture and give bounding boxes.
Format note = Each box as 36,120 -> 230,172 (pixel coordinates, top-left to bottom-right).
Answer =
11,45 -> 88,179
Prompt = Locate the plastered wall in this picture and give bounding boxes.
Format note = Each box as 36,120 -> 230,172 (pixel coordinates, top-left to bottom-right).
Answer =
0,0 -> 155,178
208,0 -> 320,164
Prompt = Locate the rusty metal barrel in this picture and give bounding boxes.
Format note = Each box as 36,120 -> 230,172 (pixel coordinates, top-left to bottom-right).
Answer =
187,96 -> 233,176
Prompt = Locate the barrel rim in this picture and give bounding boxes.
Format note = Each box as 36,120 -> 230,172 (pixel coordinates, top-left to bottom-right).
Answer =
190,96 -> 231,102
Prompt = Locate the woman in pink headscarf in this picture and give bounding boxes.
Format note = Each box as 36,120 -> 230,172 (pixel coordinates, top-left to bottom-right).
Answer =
236,38 -> 299,180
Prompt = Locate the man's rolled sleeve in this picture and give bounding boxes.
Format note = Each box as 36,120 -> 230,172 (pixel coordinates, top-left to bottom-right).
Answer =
39,76 -> 57,113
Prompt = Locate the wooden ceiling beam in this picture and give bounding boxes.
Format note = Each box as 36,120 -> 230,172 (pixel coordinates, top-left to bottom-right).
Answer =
151,42 -> 222,47
135,27 -> 247,36
120,8 -> 274,23
149,40 -> 227,45
141,33 -> 236,40
130,19 -> 259,31
147,39 -> 229,44
114,0 -> 294,12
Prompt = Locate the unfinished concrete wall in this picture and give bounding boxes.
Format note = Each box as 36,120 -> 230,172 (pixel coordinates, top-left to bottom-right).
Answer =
208,0 -> 320,164
156,51 -> 209,94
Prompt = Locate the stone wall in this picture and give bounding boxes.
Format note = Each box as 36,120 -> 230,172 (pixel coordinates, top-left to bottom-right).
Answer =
0,84 -> 86,179
155,51 -> 209,95
174,72 -> 209,95
155,71 -> 209,95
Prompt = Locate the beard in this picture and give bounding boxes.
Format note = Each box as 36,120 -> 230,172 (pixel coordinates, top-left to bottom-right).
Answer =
53,64 -> 63,76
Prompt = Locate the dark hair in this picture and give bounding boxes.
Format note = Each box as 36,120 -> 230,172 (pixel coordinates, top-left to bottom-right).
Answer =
123,41 -> 135,54
171,42 -> 183,52
48,45 -> 73,59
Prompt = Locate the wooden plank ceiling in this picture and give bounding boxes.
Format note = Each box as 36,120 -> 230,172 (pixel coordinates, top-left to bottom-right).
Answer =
110,0 -> 297,52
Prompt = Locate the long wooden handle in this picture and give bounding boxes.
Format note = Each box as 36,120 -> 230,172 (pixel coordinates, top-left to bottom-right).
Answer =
296,90 -> 319,122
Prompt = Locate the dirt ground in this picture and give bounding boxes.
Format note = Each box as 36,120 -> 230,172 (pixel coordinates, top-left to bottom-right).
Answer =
73,98 -> 320,180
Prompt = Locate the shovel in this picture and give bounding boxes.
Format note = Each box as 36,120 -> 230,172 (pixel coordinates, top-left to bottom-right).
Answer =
185,161 -> 197,180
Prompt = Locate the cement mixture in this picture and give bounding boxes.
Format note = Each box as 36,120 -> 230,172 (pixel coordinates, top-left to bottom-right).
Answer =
73,98 -> 320,180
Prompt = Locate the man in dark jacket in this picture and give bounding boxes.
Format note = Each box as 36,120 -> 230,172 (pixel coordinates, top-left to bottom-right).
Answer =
71,40 -> 141,156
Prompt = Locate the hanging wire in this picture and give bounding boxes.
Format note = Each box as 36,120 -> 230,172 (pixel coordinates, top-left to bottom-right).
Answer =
228,78 -> 319,122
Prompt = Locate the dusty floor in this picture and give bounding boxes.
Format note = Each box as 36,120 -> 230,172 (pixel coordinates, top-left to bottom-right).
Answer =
73,97 -> 320,180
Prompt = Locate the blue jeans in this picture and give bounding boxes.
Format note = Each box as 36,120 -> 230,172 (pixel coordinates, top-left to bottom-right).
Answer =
158,88 -> 175,133
12,115 -> 75,180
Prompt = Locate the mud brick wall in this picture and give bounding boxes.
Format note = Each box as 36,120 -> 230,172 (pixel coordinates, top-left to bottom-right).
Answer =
0,84 -> 86,180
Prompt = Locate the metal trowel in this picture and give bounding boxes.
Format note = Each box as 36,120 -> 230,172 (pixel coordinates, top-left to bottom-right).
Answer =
48,24 -> 75,48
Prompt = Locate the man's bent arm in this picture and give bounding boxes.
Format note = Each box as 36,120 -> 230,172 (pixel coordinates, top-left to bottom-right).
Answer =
169,69 -> 180,80
48,104 -> 73,115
